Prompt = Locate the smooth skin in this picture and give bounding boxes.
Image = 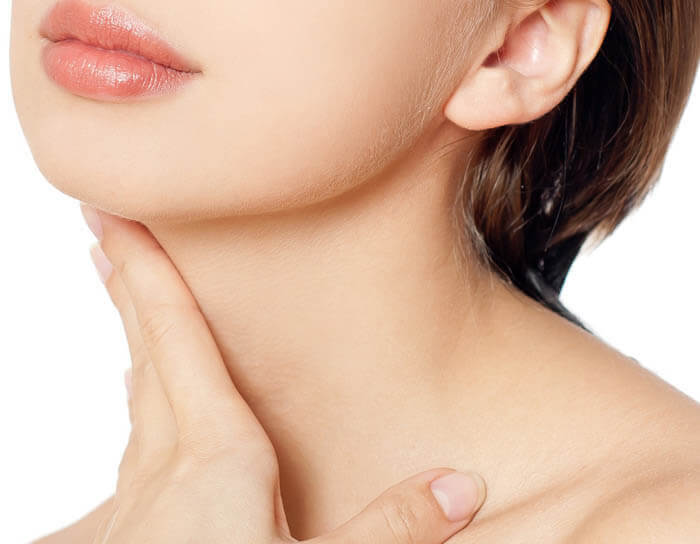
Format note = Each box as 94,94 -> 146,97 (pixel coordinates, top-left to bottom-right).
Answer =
12,0 -> 700,541
72,204 -> 486,543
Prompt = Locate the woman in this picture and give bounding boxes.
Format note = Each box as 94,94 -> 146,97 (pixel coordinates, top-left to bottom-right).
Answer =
10,0 -> 700,541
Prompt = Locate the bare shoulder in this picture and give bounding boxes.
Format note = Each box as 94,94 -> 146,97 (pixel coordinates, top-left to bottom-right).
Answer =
540,338 -> 700,542
566,467 -> 700,542
564,349 -> 700,542
448,301 -> 700,542
540,308 -> 700,460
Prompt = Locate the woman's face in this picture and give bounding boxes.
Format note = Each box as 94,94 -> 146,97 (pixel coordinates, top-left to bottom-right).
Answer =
10,0 -> 491,221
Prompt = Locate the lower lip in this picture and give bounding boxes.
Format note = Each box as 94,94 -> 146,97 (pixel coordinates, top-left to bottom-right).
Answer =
40,39 -> 198,101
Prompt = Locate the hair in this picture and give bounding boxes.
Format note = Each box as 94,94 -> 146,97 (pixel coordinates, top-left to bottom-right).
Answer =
452,0 -> 700,331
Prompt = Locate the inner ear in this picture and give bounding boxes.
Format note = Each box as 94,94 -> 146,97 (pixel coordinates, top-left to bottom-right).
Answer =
443,0 -> 610,130
485,11 -> 554,78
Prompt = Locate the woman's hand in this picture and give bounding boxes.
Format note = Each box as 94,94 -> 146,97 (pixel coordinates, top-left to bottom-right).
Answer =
79,202 -> 487,544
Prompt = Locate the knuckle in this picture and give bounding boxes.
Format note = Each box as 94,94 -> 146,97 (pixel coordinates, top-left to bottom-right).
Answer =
177,430 -> 223,463
127,464 -> 153,492
138,300 -> 202,349
176,419 -> 237,460
240,442 -> 280,481
138,303 -> 181,348
112,246 -> 143,286
175,423 -> 279,480
169,443 -> 206,483
175,401 -> 250,448
378,494 -> 423,544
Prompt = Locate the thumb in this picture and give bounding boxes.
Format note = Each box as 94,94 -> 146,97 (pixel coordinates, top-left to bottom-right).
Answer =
313,468 -> 486,544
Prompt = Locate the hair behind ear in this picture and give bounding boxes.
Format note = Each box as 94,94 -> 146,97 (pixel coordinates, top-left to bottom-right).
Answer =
454,0 -> 700,328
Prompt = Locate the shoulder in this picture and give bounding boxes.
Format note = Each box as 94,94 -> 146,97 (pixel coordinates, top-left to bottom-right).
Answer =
562,352 -> 700,542
566,467 -> 700,543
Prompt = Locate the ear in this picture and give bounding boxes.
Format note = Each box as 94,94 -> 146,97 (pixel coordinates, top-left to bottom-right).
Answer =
444,0 -> 611,130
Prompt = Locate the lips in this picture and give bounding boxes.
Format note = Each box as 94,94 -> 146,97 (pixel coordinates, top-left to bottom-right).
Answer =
38,0 -> 201,100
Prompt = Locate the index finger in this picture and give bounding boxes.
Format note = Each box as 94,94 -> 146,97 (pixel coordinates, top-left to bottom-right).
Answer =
82,204 -> 267,446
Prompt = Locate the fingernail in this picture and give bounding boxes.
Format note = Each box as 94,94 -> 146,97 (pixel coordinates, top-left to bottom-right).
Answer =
124,368 -> 132,402
430,471 -> 486,522
89,242 -> 113,284
80,203 -> 103,241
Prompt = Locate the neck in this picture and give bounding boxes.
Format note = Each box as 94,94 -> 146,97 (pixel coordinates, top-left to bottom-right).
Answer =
144,123 -> 542,534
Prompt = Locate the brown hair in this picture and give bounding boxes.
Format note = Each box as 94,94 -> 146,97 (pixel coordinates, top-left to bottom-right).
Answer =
454,0 -> 700,329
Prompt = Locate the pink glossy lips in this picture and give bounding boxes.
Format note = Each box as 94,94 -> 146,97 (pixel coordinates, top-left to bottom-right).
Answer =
39,0 -> 201,101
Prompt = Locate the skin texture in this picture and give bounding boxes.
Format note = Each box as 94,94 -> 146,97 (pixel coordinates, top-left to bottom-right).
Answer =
46,208 -> 489,544
11,0 -> 700,541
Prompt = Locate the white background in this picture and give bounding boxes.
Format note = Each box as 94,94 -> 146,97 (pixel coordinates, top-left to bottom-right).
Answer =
1,7 -> 698,543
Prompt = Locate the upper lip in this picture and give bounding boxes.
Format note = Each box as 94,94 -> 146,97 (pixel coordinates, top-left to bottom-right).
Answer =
38,0 -> 201,73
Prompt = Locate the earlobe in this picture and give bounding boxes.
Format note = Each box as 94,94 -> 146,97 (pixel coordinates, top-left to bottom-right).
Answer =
444,0 -> 610,131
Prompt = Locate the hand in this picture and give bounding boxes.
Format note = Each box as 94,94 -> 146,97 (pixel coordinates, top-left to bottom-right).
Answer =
80,202 -> 487,544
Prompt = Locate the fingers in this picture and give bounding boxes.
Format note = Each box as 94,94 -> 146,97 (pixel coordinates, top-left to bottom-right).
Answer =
314,468 -> 486,544
80,203 -> 268,449
90,240 -> 178,469
133,360 -> 179,466
89,242 -> 149,374
117,360 -> 179,496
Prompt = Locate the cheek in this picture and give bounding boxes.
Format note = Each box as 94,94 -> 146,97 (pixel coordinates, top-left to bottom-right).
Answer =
193,3 -> 448,216
11,1 -> 461,222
